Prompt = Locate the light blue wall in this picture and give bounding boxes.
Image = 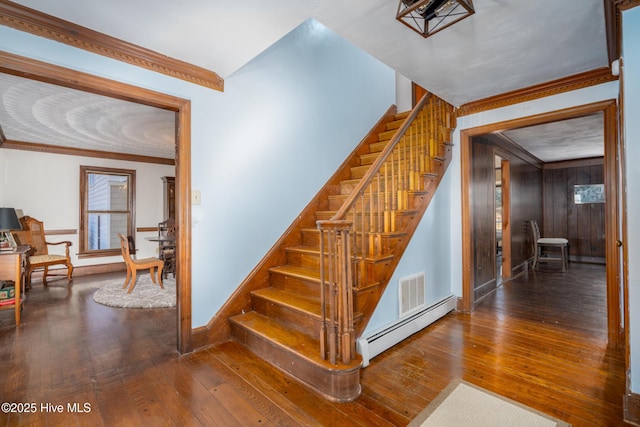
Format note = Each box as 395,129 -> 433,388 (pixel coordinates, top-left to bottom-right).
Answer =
623,6 -> 640,393
0,19 -> 397,328
189,19 -> 396,326
365,169 -> 453,334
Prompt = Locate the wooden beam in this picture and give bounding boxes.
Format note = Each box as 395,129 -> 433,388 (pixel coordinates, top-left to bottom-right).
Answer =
0,0 -> 224,91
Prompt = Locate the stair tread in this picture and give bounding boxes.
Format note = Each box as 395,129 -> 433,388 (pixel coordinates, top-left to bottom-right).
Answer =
270,264 -> 321,281
286,244 -> 321,255
252,287 -> 322,317
231,311 -> 360,370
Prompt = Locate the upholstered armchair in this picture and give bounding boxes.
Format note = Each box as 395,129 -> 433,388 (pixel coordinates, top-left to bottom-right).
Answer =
12,216 -> 73,287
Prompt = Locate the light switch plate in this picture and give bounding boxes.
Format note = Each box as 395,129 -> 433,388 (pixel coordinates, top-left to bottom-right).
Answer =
192,190 -> 201,205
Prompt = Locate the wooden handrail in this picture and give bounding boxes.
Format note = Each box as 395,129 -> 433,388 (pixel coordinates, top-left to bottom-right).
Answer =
331,94 -> 431,221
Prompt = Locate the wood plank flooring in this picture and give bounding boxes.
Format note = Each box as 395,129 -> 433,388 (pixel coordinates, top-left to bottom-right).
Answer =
0,263 -> 630,426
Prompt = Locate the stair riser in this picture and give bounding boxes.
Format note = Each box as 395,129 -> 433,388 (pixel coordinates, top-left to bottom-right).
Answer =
369,140 -> 388,153
251,295 -> 321,340
350,165 -> 369,180
377,129 -> 397,141
340,181 -> 358,195
386,122 -> 404,131
270,271 -> 321,298
230,322 -> 362,402
286,250 -> 326,271
301,229 -> 323,247
359,152 -> 380,166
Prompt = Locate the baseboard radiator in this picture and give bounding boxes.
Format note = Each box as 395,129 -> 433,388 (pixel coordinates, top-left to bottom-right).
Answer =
357,295 -> 457,367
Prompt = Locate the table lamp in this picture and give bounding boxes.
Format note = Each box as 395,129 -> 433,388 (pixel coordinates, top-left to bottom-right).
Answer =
0,208 -> 22,251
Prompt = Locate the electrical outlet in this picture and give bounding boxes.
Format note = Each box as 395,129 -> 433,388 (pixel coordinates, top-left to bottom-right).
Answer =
192,190 -> 201,205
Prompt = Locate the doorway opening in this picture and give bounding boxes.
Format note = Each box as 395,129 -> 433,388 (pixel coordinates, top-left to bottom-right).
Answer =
0,51 -> 194,353
460,100 -> 621,346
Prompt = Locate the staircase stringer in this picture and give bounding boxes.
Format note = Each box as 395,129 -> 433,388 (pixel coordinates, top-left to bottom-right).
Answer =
192,105 -> 399,350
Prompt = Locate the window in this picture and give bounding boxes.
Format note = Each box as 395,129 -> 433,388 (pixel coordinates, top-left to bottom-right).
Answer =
80,166 -> 135,257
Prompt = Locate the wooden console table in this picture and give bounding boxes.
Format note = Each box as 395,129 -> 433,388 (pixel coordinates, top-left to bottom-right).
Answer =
0,246 -> 29,326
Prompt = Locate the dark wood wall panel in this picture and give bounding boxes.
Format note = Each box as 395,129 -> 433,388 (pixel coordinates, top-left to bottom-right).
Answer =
542,161 -> 605,261
471,139 -> 497,298
471,135 -> 543,294
508,156 -> 542,267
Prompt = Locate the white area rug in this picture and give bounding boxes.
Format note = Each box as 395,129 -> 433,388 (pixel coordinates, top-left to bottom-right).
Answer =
92,274 -> 176,309
409,379 -> 570,427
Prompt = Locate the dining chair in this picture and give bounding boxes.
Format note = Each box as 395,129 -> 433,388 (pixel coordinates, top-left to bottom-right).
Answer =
529,220 -> 569,272
118,234 -> 164,293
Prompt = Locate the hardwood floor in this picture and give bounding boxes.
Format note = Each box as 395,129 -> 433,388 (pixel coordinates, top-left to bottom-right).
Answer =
0,263 -> 629,426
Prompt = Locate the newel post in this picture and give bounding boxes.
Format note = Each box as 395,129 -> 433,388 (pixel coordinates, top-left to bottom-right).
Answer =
317,219 -> 356,365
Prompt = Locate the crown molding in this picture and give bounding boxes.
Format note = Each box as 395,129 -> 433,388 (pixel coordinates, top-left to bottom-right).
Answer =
615,0 -> 640,11
1,140 -> 175,165
542,156 -> 604,170
457,67 -> 617,117
0,0 -> 224,91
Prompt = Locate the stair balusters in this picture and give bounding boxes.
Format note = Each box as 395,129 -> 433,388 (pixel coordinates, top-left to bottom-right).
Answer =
318,93 -> 454,365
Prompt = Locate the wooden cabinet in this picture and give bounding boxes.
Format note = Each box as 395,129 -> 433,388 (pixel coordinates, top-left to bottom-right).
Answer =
162,176 -> 175,220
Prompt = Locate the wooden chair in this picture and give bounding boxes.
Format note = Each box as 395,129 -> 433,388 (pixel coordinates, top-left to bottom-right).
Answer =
117,234 -> 163,293
530,220 -> 569,272
158,218 -> 176,279
127,235 -> 137,259
12,216 -> 73,287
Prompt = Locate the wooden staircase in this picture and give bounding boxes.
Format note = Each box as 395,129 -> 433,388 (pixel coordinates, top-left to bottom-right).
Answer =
210,94 -> 455,402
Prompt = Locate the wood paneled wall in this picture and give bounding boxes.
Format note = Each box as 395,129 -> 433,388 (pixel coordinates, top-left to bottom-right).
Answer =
471,135 -> 543,298
509,155 -> 543,266
471,140 -> 497,299
543,159 -> 605,262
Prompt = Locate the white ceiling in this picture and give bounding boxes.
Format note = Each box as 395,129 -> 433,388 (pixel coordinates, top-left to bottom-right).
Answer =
502,114 -> 604,163
0,73 -> 176,159
0,0 -> 609,161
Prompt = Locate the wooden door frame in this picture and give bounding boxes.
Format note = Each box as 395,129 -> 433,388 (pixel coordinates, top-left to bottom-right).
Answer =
497,154 -> 512,282
0,51 -> 194,353
460,99 -> 623,346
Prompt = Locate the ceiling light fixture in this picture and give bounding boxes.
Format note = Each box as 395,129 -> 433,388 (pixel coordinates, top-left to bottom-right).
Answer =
397,0 -> 475,38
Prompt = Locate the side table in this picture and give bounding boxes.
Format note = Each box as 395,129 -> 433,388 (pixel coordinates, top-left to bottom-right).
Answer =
0,245 -> 30,326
